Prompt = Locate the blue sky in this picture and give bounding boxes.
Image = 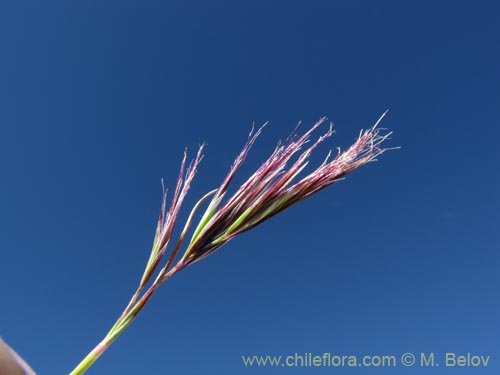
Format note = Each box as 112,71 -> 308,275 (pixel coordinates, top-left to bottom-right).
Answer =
0,2 -> 499,374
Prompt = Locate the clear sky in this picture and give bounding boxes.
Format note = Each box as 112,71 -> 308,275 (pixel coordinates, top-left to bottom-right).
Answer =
0,1 -> 499,374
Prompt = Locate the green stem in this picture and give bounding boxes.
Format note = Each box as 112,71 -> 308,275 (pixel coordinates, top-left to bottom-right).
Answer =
68,283 -> 159,375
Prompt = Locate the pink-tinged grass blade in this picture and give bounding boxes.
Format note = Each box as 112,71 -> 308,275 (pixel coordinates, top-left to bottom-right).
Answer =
69,113 -> 396,375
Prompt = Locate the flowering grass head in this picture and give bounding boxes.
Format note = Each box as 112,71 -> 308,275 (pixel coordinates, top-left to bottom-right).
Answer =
5,113 -> 395,375
175,111 -> 392,269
